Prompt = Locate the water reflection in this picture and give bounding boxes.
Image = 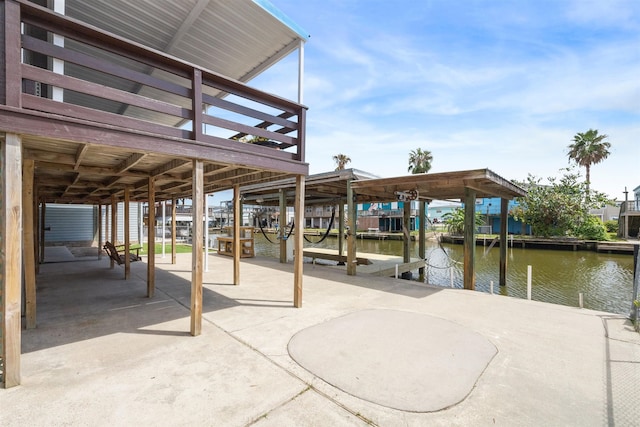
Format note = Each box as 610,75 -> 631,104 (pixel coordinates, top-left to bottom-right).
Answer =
252,234 -> 634,315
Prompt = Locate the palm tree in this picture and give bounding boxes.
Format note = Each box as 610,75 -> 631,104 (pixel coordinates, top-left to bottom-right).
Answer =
567,129 -> 611,191
407,148 -> 433,174
333,154 -> 351,171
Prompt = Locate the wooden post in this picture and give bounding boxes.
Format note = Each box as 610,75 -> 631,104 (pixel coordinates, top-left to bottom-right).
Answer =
418,200 -> 426,280
147,178 -> 155,297
463,187 -> 476,290
403,201 -> 411,264
500,198 -> 509,286
39,200 -> 45,264
293,175 -> 305,307
110,195 -> 117,269
233,184 -> 240,285
124,187 -> 131,279
346,180 -> 357,276
23,158 -> 36,329
1,0 -> 21,108
2,133 -> 23,387
171,197 -> 176,264
279,188 -> 287,263
33,180 -> 39,274
191,160 -> 203,336
97,204 -> 102,260
338,202 -> 345,264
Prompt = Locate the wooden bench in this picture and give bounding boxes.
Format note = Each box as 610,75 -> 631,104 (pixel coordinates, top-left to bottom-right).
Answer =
103,241 -> 142,265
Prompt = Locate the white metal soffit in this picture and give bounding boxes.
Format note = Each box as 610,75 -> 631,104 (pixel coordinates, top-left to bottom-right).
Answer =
64,0 -> 310,83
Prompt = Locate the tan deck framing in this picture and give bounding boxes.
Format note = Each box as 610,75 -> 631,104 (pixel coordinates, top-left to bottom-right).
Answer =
1,0 -> 308,387
242,168 -> 526,291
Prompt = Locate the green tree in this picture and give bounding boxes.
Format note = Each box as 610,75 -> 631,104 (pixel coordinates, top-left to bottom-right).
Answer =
441,208 -> 484,235
407,148 -> 433,174
511,167 -> 613,239
567,129 -> 611,192
332,153 -> 351,171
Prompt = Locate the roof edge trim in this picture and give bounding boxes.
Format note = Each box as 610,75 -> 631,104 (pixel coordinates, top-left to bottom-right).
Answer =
252,0 -> 310,40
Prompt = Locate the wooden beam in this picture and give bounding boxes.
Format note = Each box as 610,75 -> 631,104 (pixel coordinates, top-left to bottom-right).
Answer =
23,158 -> 36,329
190,160 -> 203,336
151,159 -> 189,177
233,184 -> 240,285
147,178 -> 156,297
115,152 -> 145,174
463,187 -> 477,290
124,187 -> 131,279
500,198 -> 509,286
294,175 -> 305,307
73,143 -> 89,171
1,133 -> 23,387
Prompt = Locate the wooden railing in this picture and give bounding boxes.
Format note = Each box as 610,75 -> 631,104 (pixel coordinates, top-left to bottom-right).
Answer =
4,0 -> 306,162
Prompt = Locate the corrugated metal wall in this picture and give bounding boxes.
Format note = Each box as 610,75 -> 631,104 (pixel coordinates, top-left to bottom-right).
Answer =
43,204 -> 95,242
100,203 -> 142,244
42,203 -> 142,244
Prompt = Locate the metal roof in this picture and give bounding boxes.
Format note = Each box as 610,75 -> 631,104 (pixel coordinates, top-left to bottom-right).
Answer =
241,168 -> 527,206
350,169 -> 527,202
64,0 -> 309,84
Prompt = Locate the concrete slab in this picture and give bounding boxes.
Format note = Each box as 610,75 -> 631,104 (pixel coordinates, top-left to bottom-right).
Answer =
43,246 -> 76,263
1,253 -> 639,426
288,309 -> 496,412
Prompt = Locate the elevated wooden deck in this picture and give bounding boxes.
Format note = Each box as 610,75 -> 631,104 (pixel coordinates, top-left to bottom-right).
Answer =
1,0 -> 308,205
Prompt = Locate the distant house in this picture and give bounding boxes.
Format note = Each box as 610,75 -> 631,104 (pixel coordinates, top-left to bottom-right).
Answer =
619,185 -> 640,238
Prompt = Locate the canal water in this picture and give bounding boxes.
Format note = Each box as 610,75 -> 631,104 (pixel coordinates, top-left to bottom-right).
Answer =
252,234 -> 635,315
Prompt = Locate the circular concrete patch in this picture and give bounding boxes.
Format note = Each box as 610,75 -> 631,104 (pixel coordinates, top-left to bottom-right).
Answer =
288,309 -> 496,412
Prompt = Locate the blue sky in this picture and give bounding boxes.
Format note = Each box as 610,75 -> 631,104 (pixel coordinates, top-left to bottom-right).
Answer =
245,0 -> 639,200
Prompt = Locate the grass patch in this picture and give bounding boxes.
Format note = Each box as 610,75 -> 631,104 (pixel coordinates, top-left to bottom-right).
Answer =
139,243 -> 193,254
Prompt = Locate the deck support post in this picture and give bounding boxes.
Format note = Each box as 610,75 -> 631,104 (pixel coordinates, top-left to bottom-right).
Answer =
233,184 -> 240,285
346,180 -> 357,276
171,198 -> 176,264
124,187 -> 131,279
463,187 -> 476,290
191,160 -> 203,335
293,175 -> 305,307
39,200 -> 45,264
338,202 -> 345,265
110,195 -> 117,269
500,198 -> 509,286
418,200 -> 427,280
23,158 -> 36,329
147,178 -> 155,297
279,188 -> 287,263
97,203 -> 102,260
403,201 -> 411,265
1,132 -> 23,387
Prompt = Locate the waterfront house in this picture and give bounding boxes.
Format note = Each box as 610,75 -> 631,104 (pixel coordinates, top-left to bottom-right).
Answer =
1,0 -> 309,387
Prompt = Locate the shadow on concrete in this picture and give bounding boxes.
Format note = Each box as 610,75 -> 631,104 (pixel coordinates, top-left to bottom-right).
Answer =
22,257 -> 288,354
240,255 -> 444,300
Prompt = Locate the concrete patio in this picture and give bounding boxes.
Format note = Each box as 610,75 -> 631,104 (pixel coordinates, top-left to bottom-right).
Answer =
1,251 -> 639,426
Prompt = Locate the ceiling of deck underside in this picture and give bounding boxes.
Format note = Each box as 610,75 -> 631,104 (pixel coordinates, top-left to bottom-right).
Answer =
21,134 -> 291,204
